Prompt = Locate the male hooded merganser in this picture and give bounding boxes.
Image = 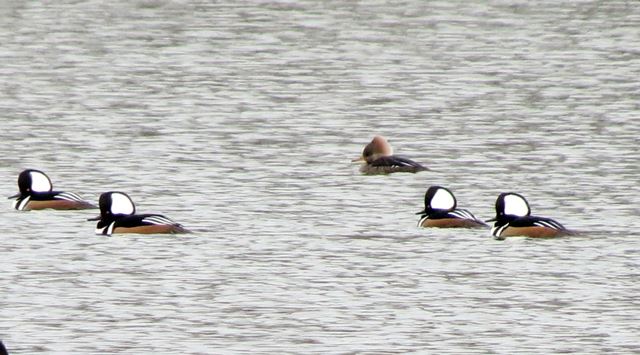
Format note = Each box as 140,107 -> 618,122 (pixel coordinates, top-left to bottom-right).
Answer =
417,186 -> 487,228
487,192 -> 570,240
353,136 -> 427,174
88,191 -> 190,236
9,169 -> 96,211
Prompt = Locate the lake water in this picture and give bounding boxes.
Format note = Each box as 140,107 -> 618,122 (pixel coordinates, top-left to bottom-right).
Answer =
1,1 -> 639,353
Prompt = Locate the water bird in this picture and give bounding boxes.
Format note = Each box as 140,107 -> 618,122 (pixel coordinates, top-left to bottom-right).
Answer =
417,186 -> 487,228
9,169 -> 96,211
487,192 -> 571,240
88,191 -> 190,236
353,135 -> 427,174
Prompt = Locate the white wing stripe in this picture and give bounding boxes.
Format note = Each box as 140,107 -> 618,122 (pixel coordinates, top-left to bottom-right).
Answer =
534,220 -> 562,230
56,192 -> 87,202
534,221 -> 549,229
143,216 -> 176,225
450,209 -> 478,221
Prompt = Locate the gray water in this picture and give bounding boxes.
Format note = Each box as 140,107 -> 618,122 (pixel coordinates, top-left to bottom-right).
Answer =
1,1 -> 639,353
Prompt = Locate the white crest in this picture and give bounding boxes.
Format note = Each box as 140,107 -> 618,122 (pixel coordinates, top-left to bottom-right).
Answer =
110,192 -> 135,215
30,171 -> 52,192
431,188 -> 455,210
503,194 -> 530,216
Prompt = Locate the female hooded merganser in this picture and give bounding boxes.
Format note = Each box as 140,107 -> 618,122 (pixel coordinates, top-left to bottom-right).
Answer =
89,191 -> 190,236
353,136 -> 427,174
9,169 -> 96,211
417,186 -> 487,228
487,192 -> 570,240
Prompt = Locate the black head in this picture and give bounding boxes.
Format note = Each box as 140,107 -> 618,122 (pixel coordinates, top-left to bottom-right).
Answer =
88,191 -> 136,221
416,185 -> 457,215
14,169 -> 53,196
487,192 -> 531,222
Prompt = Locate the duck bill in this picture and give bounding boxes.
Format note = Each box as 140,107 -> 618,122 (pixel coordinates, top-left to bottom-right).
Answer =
351,156 -> 365,163
485,217 -> 497,222
8,193 -> 21,199
415,209 -> 426,215
87,216 -> 102,221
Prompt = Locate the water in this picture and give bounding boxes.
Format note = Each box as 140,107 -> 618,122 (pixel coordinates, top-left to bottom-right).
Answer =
1,1 -> 639,353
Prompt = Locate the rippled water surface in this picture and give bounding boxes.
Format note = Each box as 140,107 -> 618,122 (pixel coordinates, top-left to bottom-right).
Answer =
1,1 -> 639,353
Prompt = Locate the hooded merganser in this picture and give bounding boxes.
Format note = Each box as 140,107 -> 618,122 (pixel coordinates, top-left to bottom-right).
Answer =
487,192 -> 570,240
9,169 -> 96,211
88,191 -> 190,236
353,136 -> 427,174
417,186 -> 487,228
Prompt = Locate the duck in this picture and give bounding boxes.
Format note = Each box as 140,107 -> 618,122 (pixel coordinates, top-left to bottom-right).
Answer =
353,135 -> 427,174
417,186 -> 487,228
9,169 -> 96,211
487,192 -> 571,239
88,191 -> 190,236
